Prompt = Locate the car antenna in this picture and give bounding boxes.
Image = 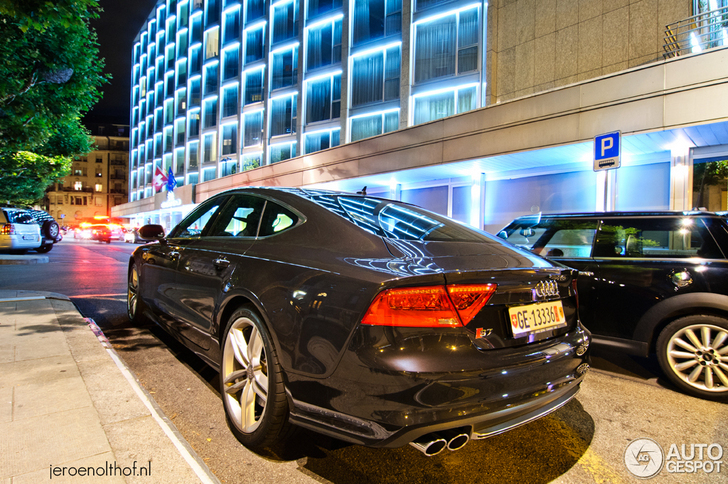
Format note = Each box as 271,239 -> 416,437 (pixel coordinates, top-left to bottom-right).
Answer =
357,186 -> 367,196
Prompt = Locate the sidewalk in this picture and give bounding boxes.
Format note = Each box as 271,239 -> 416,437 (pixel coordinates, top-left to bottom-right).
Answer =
0,290 -> 221,483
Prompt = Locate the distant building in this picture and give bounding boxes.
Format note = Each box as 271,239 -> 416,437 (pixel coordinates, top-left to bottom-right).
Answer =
45,125 -> 129,227
115,0 -> 728,233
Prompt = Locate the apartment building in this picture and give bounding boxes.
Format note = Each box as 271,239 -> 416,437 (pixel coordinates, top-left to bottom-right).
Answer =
46,126 -> 129,227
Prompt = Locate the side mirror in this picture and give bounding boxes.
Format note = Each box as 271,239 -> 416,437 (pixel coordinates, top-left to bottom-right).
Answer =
138,224 -> 165,241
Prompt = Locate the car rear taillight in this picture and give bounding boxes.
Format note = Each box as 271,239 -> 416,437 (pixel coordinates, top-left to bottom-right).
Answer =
1,223 -> 16,235
361,283 -> 497,328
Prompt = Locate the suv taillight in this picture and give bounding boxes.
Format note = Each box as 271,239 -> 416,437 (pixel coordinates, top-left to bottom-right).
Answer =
361,284 -> 497,328
1,223 -> 16,235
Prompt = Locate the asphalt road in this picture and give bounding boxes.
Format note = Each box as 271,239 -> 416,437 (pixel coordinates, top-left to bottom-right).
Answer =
1,239 -> 726,483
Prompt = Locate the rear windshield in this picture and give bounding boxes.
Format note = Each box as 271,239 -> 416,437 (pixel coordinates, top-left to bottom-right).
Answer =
3,210 -> 35,224
309,195 -> 497,243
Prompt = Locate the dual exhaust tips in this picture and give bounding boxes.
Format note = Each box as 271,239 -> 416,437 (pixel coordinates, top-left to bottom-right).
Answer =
409,428 -> 470,456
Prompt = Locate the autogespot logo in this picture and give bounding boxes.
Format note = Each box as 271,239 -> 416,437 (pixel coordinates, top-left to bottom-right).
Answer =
624,438 -> 664,479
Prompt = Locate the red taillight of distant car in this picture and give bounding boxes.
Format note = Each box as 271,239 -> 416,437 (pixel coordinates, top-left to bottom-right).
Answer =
361,283 -> 497,327
1,223 -> 16,235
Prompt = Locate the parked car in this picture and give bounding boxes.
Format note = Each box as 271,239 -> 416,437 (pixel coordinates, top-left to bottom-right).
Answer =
0,207 -> 42,252
25,209 -> 62,252
128,188 -> 591,455
498,211 -> 728,401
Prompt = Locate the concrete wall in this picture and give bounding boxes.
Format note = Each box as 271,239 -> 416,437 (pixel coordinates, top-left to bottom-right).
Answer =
486,0 -> 691,103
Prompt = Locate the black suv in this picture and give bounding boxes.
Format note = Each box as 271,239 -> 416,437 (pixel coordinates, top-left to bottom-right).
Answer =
498,211 -> 728,401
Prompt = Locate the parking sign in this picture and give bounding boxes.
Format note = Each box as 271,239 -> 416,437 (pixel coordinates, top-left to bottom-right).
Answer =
594,131 -> 621,171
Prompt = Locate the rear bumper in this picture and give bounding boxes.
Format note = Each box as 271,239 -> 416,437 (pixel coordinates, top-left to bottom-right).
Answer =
0,235 -> 41,250
286,324 -> 591,448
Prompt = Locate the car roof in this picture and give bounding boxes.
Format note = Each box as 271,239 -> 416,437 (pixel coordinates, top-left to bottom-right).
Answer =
511,210 -> 726,221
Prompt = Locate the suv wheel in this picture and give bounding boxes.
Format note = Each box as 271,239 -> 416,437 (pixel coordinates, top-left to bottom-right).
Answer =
36,244 -> 52,253
42,220 -> 59,239
657,315 -> 728,401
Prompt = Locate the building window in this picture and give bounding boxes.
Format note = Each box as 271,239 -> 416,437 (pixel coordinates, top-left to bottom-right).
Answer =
222,123 -> 237,155
74,181 -> 83,191
244,111 -> 264,146
271,46 -> 298,90
305,129 -> 340,154
307,0 -> 342,18
164,98 -> 174,124
205,0 -> 219,28
222,84 -> 238,117
223,7 -> 240,44
190,76 -> 201,105
95,184 -> 103,192
191,13 -> 202,44
270,142 -> 296,163
220,159 -> 237,176
272,0 -> 298,44
189,109 -> 201,136
176,88 -> 187,116
203,132 -> 217,163
177,29 -> 188,58
242,153 -> 261,171
203,97 -> 218,128
306,74 -> 340,123
244,68 -> 264,104
270,94 -> 297,136
222,46 -> 240,80
351,45 -> 400,107
203,61 -> 219,95
352,0 -> 401,46
306,18 -> 342,71
175,148 -> 185,175
188,140 -> 199,168
414,7 -> 479,84
245,25 -> 265,64
246,0 -> 265,22
413,84 -> 476,125
350,110 -> 398,141
189,43 -> 202,74
203,167 -> 217,181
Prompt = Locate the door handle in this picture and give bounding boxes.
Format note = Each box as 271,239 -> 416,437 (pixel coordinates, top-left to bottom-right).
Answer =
213,257 -> 230,269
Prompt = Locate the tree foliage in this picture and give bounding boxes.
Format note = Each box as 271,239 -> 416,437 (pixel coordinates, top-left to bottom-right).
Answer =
0,0 -> 107,205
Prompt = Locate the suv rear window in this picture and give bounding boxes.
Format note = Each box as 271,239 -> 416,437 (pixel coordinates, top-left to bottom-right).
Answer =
3,210 -> 35,224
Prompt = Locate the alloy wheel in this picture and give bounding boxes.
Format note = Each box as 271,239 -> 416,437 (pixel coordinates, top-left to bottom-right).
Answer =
222,317 -> 269,433
665,323 -> 728,393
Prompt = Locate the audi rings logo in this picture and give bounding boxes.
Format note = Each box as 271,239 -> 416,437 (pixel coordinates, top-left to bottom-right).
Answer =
625,439 -> 665,479
533,280 -> 559,299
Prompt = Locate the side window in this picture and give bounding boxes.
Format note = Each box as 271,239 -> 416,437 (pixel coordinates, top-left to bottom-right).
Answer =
258,202 -> 299,237
501,219 -> 597,258
206,195 -> 266,237
171,199 -> 224,238
595,217 -> 720,258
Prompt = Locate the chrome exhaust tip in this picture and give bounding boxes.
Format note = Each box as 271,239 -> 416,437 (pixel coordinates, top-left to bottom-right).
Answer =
437,428 -> 471,451
409,435 -> 448,456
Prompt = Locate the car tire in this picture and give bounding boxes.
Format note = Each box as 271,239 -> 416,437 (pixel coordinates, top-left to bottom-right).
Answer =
127,263 -> 147,323
220,307 -> 292,449
656,315 -> 728,402
36,244 -> 53,253
42,220 -> 60,239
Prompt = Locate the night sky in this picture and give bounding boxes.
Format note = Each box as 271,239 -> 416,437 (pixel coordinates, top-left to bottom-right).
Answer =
84,0 -> 159,125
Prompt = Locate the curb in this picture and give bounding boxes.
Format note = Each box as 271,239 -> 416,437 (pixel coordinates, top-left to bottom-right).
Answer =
0,255 -> 49,265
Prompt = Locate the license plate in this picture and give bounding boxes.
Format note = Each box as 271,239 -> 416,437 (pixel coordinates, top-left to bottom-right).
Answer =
22,235 -> 37,241
509,301 -> 566,337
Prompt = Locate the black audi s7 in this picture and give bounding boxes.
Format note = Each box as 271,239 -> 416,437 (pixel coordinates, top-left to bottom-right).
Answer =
127,187 -> 591,456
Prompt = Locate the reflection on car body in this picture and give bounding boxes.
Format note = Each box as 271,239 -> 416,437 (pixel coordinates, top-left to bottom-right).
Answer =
128,188 -> 591,456
499,211 -> 728,401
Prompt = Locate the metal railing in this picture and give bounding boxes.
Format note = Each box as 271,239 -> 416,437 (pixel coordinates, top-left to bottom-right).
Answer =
664,5 -> 728,58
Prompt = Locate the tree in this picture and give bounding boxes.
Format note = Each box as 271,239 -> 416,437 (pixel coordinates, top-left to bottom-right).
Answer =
693,160 -> 728,209
0,0 -> 107,205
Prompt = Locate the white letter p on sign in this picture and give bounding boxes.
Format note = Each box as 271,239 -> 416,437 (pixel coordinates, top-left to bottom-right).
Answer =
601,137 -> 613,157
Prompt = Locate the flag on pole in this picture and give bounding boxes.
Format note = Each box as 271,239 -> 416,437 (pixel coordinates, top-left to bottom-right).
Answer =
153,166 -> 168,192
167,167 -> 177,192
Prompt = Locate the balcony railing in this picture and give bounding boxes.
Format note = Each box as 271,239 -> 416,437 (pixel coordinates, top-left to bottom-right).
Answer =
664,6 -> 728,58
